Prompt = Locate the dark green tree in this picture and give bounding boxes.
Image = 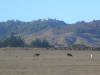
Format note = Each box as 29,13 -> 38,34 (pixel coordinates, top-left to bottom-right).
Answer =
3,34 -> 25,47
30,39 -> 51,48
30,39 -> 42,48
41,40 -> 51,48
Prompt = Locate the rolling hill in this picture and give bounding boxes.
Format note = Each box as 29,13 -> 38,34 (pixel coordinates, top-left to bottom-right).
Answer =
0,19 -> 100,47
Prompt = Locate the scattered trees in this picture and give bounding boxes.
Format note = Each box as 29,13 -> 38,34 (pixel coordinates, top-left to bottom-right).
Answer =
0,34 -> 25,47
0,35 -> 99,51
0,35 -> 52,48
30,39 -> 51,48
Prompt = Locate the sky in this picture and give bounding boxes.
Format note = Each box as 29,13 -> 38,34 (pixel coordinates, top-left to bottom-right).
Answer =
0,0 -> 100,23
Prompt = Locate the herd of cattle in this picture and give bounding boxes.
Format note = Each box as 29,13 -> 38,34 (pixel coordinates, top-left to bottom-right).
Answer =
33,53 -> 73,57
33,53 -> 93,59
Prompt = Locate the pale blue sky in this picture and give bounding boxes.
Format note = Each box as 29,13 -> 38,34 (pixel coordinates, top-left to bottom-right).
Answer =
0,0 -> 100,23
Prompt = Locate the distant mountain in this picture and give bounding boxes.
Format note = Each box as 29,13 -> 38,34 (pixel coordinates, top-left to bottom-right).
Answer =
0,19 -> 100,47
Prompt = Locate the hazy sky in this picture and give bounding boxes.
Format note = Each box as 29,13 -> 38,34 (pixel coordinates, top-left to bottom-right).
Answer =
0,0 -> 100,23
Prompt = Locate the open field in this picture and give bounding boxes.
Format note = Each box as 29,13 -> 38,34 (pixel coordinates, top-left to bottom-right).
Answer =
0,48 -> 100,75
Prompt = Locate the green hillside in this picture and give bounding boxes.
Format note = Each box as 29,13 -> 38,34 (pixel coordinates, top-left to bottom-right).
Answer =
0,19 -> 100,47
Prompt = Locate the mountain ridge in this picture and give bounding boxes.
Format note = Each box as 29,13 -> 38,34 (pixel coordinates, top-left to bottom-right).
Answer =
0,19 -> 100,47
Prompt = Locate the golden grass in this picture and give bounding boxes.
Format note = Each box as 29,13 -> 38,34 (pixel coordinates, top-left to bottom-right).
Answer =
0,48 -> 100,75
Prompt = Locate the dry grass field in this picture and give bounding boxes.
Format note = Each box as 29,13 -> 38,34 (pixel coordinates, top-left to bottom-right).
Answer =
0,48 -> 100,75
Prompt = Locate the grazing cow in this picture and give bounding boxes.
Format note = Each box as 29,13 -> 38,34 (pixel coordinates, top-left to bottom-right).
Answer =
67,53 -> 73,56
34,53 -> 40,56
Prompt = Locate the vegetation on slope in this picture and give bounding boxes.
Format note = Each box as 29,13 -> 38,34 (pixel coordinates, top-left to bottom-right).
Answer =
0,19 -> 100,47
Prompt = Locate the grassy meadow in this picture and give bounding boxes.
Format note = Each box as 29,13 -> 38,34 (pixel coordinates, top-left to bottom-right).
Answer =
0,48 -> 100,75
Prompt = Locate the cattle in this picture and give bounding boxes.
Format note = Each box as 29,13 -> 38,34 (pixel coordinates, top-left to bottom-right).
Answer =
67,53 -> 73,56
34,53 -> 40,56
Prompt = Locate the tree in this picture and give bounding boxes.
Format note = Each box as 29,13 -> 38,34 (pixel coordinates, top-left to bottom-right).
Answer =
3,34 -> 25,47
30,39 -> 51,48
0,41 -> 5,47
30,39 -> 42,48
41,40 -> 51,48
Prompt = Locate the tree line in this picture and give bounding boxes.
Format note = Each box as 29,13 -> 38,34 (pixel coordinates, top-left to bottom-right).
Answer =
0,34 -> 100,50
0,34 -> 51,48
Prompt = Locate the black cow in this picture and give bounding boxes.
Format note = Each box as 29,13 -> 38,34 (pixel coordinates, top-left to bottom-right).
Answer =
34,53 -> 40,56
67,53 -> 73,56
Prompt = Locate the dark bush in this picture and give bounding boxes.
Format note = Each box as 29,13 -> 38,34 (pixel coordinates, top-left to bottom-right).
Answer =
3,35 -> 25,47
30,39 -> 51,48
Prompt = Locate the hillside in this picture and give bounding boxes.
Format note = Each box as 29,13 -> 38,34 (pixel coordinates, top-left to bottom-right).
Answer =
0,19 -> 100,47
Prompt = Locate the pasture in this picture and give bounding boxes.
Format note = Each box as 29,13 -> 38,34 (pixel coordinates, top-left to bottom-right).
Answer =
0,48 -> 100,75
